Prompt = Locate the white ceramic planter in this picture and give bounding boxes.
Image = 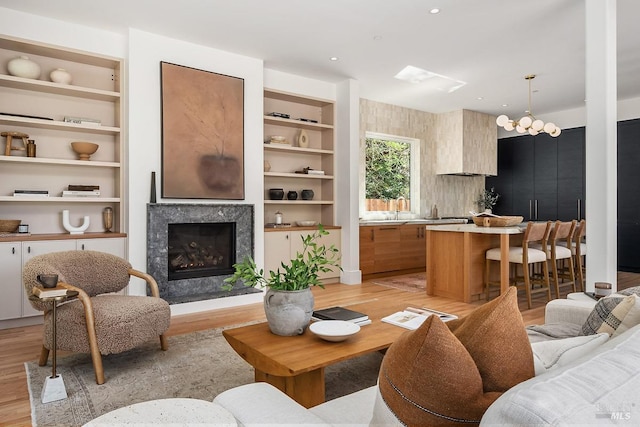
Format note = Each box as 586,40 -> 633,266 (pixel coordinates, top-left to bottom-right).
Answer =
7,56 -> 41,79
50,68 -> 72,84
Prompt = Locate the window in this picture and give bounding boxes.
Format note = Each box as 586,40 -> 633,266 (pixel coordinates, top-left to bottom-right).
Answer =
364,132 -> 420,215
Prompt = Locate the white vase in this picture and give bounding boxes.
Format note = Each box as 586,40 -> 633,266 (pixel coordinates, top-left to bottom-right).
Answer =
297,129 -> 309,148
50,68 -> 72,85
7,56 -> 41,79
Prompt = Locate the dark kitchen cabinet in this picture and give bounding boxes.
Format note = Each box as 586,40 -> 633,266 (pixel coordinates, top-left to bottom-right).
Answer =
557,127 -> 585,221
618,118 -> 640,271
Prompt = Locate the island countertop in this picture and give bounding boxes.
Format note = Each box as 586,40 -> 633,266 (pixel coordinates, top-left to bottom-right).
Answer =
425,224 -> 523,302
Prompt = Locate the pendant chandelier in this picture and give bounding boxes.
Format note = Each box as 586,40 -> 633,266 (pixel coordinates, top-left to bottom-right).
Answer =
496,74 -> 561,137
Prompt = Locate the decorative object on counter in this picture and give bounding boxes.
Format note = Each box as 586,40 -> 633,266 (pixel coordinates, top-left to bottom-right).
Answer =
269,135 -> 289,145
269,188 -> 284,200
62,209 -> 90,234
295,167 -> 325,175
287,190 -> 298,200
2,131 -> 29,156
471,214 -> 523,227
301,189 -> 314,200
150,171 -> 157,203
103,207 -> 114,232
263,160 -> 271,172
18,223 -> 29,233
63,116 -> 101,126
297,129 -> 309,148
431,204 -> 439,219
275,211 -> 283,225
26,139 -> 36,157
49,68 -> 72,84
594,282 -> 612,298
0,219 -> 21,233
496,74 -> 561,137
266,112 -> 290,119
477,187 -> 500,212
296,220 -> 318,227
7,56 -> 41,79
70,141 -> 99,160
223,224 -> 341,336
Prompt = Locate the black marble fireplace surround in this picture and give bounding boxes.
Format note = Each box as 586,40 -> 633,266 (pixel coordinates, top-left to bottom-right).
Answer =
147,203 -> 260,304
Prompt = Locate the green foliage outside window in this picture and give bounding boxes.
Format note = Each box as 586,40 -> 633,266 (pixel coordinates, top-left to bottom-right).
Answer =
365,137 -> 411,201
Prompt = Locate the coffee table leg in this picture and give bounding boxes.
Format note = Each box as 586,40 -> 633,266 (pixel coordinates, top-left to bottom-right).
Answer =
255,368 -> 325,408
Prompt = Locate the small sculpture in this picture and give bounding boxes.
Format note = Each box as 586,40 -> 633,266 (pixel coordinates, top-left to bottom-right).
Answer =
62,210 -> 90,234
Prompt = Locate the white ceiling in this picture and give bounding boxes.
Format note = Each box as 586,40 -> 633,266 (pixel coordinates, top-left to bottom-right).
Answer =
1,0 -> 638,119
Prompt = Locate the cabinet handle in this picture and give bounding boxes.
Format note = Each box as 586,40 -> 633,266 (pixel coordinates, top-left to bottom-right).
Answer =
82,243 -> 85,250
535,200 -> 538,220
28,246 -> 31,254
380,227 -> 398,230
12,247 -> 15,254
529,200 -> 533,220
286,235 -> 289,240
370,229 -> 374,241
417,227 -> 420,238
577,199 -> 581,220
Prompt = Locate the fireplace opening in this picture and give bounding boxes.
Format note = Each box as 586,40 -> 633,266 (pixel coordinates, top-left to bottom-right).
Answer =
167,222 -> 236,281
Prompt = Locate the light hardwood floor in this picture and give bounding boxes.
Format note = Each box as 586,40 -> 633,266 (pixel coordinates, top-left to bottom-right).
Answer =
1,273 -> 637,426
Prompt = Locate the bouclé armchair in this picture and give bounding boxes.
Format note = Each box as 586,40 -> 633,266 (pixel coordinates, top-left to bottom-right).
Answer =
23,250 -> 171,385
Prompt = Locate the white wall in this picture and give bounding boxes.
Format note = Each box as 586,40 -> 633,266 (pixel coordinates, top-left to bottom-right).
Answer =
127,29 -> 266,313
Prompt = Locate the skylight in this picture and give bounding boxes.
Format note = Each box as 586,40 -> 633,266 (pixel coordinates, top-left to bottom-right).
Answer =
394,66 -> 466,93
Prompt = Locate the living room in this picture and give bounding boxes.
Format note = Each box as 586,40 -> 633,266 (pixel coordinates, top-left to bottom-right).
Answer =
1,1 -> 640,425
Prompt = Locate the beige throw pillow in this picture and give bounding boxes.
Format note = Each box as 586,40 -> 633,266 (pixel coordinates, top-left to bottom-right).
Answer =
597,294 -> 639,336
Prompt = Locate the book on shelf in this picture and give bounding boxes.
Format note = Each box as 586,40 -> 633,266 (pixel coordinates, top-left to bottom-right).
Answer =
68,185 -> 100,191
62,190 -> 100,197
14,190 -> 49,197
33,287 -> 68,298
63,116 -> 101,126
312,306 -> 369,324
382,307 -> 458,330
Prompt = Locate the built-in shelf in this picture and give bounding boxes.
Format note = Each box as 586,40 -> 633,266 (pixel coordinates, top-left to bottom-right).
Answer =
0,156 -> 120,168
0,73 -> 120,101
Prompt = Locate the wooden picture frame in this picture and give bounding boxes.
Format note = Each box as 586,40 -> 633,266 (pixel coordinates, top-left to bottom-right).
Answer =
160,61 -> 244,199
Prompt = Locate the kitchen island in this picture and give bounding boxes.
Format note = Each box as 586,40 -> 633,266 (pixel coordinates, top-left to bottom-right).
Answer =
425,223 -> 523,303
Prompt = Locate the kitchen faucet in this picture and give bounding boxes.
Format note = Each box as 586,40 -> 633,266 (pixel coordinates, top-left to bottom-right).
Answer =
395,196 -> 405,220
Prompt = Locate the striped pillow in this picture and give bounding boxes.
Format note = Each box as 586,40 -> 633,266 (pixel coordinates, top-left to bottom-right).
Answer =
581,286 -> 640,335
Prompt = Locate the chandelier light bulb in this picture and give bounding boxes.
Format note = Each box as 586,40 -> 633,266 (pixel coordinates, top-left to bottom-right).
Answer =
496,115 -> 510,127
516,125 -> 526,133
529,128 -> 539,136
543,122 -> 556,134
532,119 -> 544,131
550,127 -> 562,137
504,122 -> 515,131
519,116 -> 532,128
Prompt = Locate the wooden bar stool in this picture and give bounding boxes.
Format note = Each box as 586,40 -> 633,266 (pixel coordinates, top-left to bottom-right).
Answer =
1,131 -> 29,156
571,219 -> 587,291
548,220 -> 577,298
485,221 -> 552,309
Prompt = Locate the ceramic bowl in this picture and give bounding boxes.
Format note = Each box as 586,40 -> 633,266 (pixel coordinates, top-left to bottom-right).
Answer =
71,142 -> 99,160
309,320 -> 360,342
296,220 -> 318,227
0,219 -> 21,232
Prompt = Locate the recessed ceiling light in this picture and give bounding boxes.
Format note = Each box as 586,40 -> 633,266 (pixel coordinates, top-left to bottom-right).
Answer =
429,8 -> 440,14
373,35 -> 382,41
330,57 -> 339,61
502,104 -> 509,107
477,97 -> 484,100
394,65 -> 466,93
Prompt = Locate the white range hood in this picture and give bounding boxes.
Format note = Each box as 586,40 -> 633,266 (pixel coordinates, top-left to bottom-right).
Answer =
435,109 -> 497,176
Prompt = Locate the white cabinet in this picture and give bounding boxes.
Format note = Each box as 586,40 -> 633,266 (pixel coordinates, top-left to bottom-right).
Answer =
264,89 -> 335,227
0,236 -> 127,323
0,242 -> 22,320
264,228 -> 341,281
0,35 -> 125,235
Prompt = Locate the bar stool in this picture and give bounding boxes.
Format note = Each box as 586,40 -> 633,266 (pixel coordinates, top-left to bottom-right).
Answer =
571,219 -> 587,291
547,220 -> 577,298
485,221 -> 552,309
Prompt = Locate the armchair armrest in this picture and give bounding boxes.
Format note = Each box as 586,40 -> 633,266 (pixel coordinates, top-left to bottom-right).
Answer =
544,299 -> 596,326
129,268 -> 161,298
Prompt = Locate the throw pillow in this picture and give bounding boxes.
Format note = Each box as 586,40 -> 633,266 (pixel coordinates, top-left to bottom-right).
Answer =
531,333 -> 609,375
612,294 -> 640,337
581,287 -> 640,335
596,294 -> 639,336
378,315 -> 501,426
447,287 -> 535,392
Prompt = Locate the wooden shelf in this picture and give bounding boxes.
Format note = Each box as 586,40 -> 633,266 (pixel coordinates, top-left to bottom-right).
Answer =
0,156 -> 120,168
0,196 -> 120,203
0,114 -> 120,135
0,74 -> 120,101
264,172 -> 333,180
264,200 -> 334,205
264,115 -> 333,130
264,144 -> 333,155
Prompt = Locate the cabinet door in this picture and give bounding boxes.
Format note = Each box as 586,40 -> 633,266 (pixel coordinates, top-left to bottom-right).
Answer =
290,229 -> 341,280
373,226 -> 402,273
617,119 -> 640,271
264,231 -> 292,278
533,133 -> 558,220
359,227 -> 375,275
0,242 -> 22,320
400,225 -> 426,270
509,135 -> 535,219
77,237 -> 126,257
22,240 -> 77,317
557,127 -> 585,221
486,139 -> 514,216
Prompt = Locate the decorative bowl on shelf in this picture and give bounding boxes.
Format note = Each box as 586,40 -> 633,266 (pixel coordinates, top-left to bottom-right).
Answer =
0,219 -> 21,233
472,215 -> 524,227
296,220 -> 318,227
268,188 -> 284,200
309,320 -> 360,342
71,142 -> 99,160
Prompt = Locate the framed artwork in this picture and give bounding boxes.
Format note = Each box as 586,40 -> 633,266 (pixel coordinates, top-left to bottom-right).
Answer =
160,61 -> 244,199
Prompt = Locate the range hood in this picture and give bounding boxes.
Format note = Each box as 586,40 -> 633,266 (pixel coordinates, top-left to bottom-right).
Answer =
435,109 -> 497,176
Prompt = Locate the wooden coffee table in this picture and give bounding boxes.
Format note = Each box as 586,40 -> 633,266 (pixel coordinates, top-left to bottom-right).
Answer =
222,297 -> 419,408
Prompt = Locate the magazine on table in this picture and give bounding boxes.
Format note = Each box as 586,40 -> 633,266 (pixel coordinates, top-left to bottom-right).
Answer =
32,287 -> 68,298
312,306 -> 369,325
382,307 -> 457,330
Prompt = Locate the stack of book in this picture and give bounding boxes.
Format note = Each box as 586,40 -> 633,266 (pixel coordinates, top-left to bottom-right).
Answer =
33,287 -> 68,298
63,116 -> 101,126
382,307 -> 458,330
312,306 -> 371,326
14,190 -> 49,197
62,185 -> 100,197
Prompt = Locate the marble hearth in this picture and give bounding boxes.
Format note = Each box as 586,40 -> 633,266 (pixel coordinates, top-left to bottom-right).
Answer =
147,203 -> 260,304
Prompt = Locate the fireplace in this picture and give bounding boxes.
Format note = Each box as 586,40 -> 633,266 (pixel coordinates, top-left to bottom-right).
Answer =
167,222 -> 235,281
147,203 -> 260,304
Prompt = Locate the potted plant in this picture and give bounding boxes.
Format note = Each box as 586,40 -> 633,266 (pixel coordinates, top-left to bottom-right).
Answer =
224,224 -> 341,336
477,187 -> 500,213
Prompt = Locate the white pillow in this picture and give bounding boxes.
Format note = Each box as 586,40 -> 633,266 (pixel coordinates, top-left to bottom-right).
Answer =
531,333 -> 609,375
612,294 -> 640,337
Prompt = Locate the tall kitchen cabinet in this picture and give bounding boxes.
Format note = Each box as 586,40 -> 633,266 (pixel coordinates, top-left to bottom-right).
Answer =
0,36 -> 126,325
618,118 -> 640,272
488,128 -> 584,221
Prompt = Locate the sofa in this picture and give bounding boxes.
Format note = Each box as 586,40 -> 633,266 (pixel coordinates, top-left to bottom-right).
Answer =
215,294 -> 640,426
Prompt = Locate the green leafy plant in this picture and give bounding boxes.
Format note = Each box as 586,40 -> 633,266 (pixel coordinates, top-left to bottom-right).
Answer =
477,187 -> 500,210
223,224 -> 341,291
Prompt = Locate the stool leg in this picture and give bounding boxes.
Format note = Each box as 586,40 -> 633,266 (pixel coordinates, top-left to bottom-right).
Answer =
5,135 -> 12,156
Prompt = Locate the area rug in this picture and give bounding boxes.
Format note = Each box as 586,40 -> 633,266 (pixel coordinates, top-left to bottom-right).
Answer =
372,272 -> 427,293
26,324 -> 384,426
